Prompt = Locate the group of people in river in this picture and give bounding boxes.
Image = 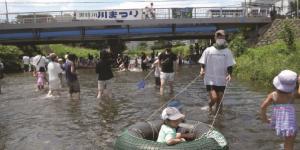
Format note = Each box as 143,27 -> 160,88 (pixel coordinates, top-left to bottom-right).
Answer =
19,53 -> 80,99
0,29 -> 298,149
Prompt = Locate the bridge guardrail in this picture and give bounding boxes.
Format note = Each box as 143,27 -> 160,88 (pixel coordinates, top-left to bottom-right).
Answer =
0,7 -> 272,24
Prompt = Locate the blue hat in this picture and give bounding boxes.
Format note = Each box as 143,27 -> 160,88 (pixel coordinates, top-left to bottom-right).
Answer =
167,100 -> 183,110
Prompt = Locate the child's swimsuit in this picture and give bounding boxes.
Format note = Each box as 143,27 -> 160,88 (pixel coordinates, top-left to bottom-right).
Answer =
271,92 -> 297,137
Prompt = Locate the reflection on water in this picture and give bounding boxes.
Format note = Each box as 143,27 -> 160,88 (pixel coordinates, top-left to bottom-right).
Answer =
0,65 -> 299,150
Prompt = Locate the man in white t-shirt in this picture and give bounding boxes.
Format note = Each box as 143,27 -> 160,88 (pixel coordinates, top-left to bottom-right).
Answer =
33,55 -> 47,72
199,30 -> 236,113
47,53 -> 63,97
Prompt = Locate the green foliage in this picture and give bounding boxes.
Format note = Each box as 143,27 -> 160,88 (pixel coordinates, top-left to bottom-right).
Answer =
279,21 -> 296,51
0,45 -> 23,72
137,42 -> 148,50
151,40 -> 169,50
229,33 -> 247,57
125,45 -> 190,58
235,38 -> 300,87
17,44 -> 44,56
49,44 -> 99,58
289,0 -> 300,15
172,45 -> 190,57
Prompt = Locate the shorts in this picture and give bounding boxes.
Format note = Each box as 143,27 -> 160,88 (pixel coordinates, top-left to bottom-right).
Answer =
155,77 -> 161,86
160,72 -> 174,82
98,80 -> 112,91
67,80 -> 80,94
206,85 -> 225,93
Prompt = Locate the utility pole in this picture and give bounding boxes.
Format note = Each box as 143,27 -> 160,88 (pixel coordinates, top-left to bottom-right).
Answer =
244,0 -> 247,16
5,0 -> 9,23
297,0 -> 299,18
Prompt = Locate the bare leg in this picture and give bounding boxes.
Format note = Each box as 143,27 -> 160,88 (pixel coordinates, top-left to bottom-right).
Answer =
160,79 -> 166,96
215,92 -> 224,113
97,90 -> 103,99
208,90 -> 218,113
284,136 -> 295,150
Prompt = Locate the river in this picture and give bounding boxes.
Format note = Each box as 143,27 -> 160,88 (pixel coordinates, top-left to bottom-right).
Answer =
0,65 -> 299,150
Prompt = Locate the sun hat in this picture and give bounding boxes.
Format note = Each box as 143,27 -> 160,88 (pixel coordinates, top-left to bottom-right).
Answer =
167,100 -> 183,111
273,70 -> 297,93
161,107 -> 185,121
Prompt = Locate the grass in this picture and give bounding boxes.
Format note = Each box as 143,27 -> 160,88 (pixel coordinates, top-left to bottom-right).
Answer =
49,44 -> 99,59
234,38 -> 300,87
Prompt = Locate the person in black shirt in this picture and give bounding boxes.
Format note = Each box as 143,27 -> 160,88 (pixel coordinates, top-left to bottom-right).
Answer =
96,50 -> 114,99
158,46 -> 177,96
141,52 -> 148,71
123,55 -> 130,71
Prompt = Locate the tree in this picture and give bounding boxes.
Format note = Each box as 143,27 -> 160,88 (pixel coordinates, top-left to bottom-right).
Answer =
279,21 -> 296,52
229,33 -> 247,57
289,0 -> 300,17
137,42 -> 148,50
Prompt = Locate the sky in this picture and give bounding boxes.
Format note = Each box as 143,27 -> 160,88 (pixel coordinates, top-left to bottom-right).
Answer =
0,0 -> 245,13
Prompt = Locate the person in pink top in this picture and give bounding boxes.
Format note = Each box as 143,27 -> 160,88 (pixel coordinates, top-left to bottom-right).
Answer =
35,67 -> 47,91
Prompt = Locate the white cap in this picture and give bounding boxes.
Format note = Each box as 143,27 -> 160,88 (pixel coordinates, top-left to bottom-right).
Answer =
161,107 -> 185,121
273,70 -> 297,93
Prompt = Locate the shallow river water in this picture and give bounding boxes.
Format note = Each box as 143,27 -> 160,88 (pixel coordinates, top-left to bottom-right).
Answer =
0,65 -> 299,150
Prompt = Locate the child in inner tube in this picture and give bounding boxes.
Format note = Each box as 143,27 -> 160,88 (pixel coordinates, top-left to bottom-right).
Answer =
167,100 -> 195,141
157,107 -> 186,145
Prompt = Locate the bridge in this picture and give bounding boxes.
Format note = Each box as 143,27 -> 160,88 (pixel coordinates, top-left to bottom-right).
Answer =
0,7 -> 272,44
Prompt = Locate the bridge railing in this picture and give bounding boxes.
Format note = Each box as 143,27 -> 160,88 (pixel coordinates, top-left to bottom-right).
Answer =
0,7 -> 272,24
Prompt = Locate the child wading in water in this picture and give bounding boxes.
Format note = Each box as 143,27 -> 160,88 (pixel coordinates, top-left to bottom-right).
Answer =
260,70 -> 299,150
157,107 -> 186,145
35,67 -> 47,91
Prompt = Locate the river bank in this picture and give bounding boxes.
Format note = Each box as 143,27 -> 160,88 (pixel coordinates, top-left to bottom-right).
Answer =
234,38 -> 300,88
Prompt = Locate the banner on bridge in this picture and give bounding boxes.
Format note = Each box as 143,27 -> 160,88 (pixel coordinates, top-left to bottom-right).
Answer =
75,9 -> 143,20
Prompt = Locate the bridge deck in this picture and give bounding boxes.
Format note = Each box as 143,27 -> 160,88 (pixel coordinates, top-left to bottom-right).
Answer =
0,7 -> 272,44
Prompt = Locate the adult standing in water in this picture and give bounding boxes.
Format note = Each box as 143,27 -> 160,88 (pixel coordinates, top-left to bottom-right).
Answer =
47,53 -> 63,97
199,30 -> 236,113
158,44 -> 177,96
141,52 -> 148,71
96,50 -> 114,99
65,54 -> 80,100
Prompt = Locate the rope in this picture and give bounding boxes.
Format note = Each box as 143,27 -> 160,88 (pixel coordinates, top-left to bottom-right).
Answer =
143,69 -> 154,80
146,75 -> 200,121
193,80 -> 230,140
209,80 -> 230,131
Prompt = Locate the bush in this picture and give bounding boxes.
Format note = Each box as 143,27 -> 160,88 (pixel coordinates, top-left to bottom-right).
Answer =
229,33 -> 247,57
49,44 -> 99,59
235,38 -> 300,87
0,45 -> 23,72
